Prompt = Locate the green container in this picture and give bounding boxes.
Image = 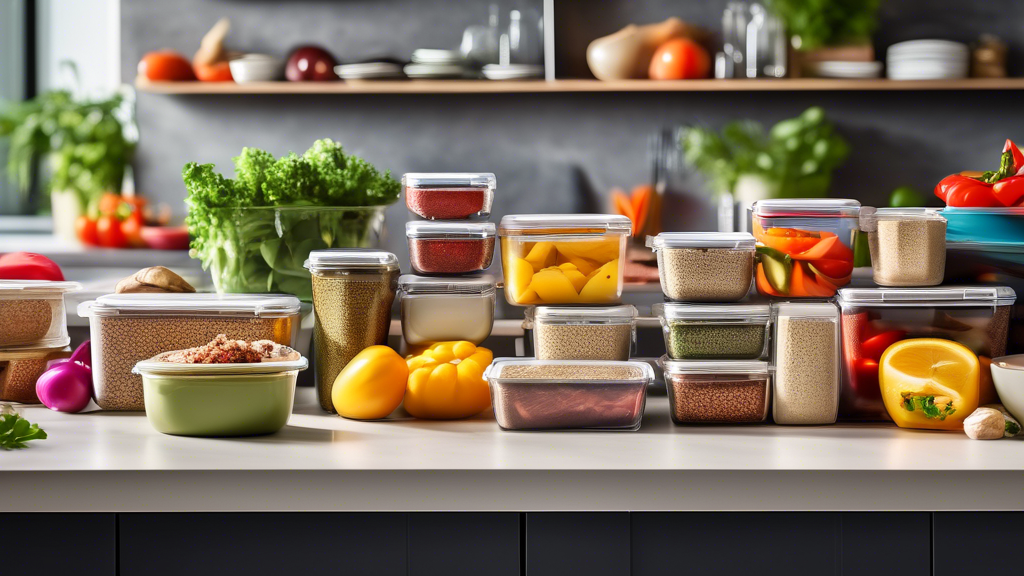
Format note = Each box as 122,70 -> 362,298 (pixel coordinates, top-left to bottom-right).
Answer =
134,354 -> 307,437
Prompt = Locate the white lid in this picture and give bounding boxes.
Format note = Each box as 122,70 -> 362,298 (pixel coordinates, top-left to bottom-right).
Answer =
484,358 -> 655,384
133,353 -> 308,376
837,286 -> 1016,307
402,173 -> 496,190
498,214 -> 632,235
398,274 -> 496,296
659,356 -> 770,375
751,198 -> 861,218
79,293 -> 301,318
304,249 -> 400,273
0,279 -> 82,295
860,207 -> 945,231
646,232 -> 755,250
526,304 -> 637,324
773,301 -> 839,318
406,221 -> 496,239
653,302 -> 770,321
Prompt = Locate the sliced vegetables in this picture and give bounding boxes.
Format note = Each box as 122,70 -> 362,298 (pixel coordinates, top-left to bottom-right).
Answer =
753,223 -> 853,297
935,139 -> 1024,208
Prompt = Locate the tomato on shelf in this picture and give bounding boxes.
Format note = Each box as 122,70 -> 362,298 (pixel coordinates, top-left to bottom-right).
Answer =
138,51 -> 196,81
120,214 -> 146,248
96,214 -> 128,248
649,38 -> 710,80
74,215 -> 99,246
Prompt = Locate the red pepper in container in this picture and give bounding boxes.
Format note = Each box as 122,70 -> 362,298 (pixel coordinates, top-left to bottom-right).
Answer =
403,173 -> 495,220
406,221 -> 495,274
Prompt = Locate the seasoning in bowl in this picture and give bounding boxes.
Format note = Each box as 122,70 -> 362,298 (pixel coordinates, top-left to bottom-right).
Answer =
527,305 -> 636,361
406,221 -> 496,274
646,232 -> 755,302
861,207 -> 946,287
660,357 -> 770,424
654,302 -> 769,360
403,173 -> 495,220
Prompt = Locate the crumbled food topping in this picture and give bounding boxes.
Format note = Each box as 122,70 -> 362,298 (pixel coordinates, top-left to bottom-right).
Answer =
160,334 -> 281,364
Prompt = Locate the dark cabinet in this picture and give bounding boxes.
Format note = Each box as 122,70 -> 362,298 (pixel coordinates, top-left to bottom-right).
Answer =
408,512 -> 521,576
934,512 -> 1024,575
0,513 -> 116,576
526,513 -> 630,576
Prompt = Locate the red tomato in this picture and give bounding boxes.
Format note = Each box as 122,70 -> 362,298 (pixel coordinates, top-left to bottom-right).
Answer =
97,193 -> 125,216
649,38 -> 710,80
120,215 -> 146,248
96,215 -> 128,248
75,215 -> 99,246
861,330 -> 907,362
138,51 -> 196,81
0,253 -> 64,281
194,61 -> 233,82
852,358 -> 882,400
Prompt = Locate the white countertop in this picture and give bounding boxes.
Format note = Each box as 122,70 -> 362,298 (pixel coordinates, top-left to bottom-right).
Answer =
4,388 -> 1023,512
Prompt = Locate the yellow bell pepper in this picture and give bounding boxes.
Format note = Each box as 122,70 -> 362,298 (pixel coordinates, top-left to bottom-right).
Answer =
405,341 -> 493,419
879,338 -> 980,430
332,345 -> 408,420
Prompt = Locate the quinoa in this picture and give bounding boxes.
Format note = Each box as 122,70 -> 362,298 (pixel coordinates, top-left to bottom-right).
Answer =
665,322 -> 767,359
657,248 -> 753,302
534,322 -> 632,361
0,299 -> 56,347
868,219 -> 946,286
666,374 -> 769,423
773,315 -> 839,425
498,364 -> 644,380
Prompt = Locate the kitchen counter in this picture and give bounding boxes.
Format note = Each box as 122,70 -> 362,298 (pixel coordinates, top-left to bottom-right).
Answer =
4,387 -> 1023,513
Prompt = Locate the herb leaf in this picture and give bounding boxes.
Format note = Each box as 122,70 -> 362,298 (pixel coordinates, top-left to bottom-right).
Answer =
0,413 -> 47,450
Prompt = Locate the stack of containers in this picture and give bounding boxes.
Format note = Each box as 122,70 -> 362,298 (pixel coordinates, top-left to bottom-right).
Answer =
488,214 -> 654,431
646,232 -> 774,425
0,280 -> 81,404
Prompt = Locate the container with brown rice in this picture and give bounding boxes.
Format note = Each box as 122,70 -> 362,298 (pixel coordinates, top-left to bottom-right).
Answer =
646,232 -> 755,302
0,346 -> 72,403
0,280 -> 81,349
860,207 -> 947,287
659,357 -> 771,424
526,305 -> 636,361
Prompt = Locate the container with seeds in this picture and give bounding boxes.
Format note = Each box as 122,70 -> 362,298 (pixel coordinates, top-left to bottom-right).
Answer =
0,347 -> 72,403
484,358 -> 653,431
860,207 -> 946,287
399,274 -> 496,346
659,357 -> 771,424
645,232 -> 755,302
406,221 -> 496,275
0,280 -> 81,349
653,302 -> 770,360
78,293 -> 301,411
403,173 -> 495,220
305,249 -> 400,412
526,305 -> 636,361
772,301 -> 840,425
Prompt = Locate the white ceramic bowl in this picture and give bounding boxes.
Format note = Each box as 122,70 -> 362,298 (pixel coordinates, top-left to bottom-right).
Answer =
229,54 -> 283,83
991,354 -> 1024,422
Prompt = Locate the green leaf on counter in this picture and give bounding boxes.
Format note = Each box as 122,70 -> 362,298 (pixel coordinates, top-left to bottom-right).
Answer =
0,413 -> 47,450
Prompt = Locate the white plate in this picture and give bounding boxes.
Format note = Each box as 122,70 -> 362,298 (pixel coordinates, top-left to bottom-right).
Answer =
411,49 -> 464,65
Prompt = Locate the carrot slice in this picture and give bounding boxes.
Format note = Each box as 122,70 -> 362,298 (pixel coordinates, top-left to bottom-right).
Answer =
612,189 -> 636,233
791,235 -> 839,261
632,185 -> 652,235
755,263 -> 785,296
792,261 -> 835,297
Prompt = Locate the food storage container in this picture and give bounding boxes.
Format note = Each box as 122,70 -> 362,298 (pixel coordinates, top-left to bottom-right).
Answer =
133,351 -> 307,437
659,357 -> 771,424
399,274 -> 496,345
0,347 -> 72,403
991,354 -> 1024,423
403,173 -> 495,220
837,286 -> 1016,420
645,232 -> 755,302
653,302 -> 770,360
942,206 -> 1024,245
526,305 -> 636,361
860,207 -> 946,286
498,214 -> 631,306
0,280 -> 81,349
751,199 -> 860,298
406,221 -> 496,274
772,301 -> 841,425
78,293 -> 301,411
484,358 -> 653,431
305,249 -> 400,412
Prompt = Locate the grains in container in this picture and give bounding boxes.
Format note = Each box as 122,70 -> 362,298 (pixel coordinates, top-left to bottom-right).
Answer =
306,249 -> 400,412
0,280 -> 80,349
646,232 -> 755,302
399,275 -> 495,345
0,347 -> 72,403
654,302 -> 770,360
861,207 -> 946,287
406,221 -> 496,274
773,301 -> 840,425
660,357 -> 770,424
527,305 -> 636,361
403,173 -> 495,220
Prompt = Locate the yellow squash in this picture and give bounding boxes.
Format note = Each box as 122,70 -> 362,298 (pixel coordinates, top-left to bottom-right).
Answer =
879,338 -> 980,431
405,341 -> 493,419
332,345 -> 408,420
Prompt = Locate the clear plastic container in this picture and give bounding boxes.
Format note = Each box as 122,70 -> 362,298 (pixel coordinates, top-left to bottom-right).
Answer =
526,305 -> 637,361
659,357 -> 771,424
305,249 -> 400,412
772,301 -> 841,425
484,358 -> 653,431
0,280 -> 81,349
751,199 -> 860,298
645,232 -> 755,302
653,302 -> 770,360
0,346 -> 72,403
403,172 -> 495,220
860,207 -> 946,287
406,221 -> 496,274
498,214 -> 631,306
837,286 -> 1016,420
942,206 -> 1024,245
399,274 -> 496,345
78,293 -> 301,411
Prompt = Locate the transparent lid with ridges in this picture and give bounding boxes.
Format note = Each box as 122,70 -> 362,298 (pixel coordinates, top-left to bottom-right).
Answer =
304,249 -> 400,273
653,302 -> 771,321
773,301 -> 840,318
484,358 -> 655,384
526,305 -> 637,324
79,293 -> 302,318
498,214 -> 632,235
646,232 -> 755,250
837,286 -> 1016,307
751,198 -> 861,218
399,274 -> 496,295
406,221 -> 496,239
0,280 -> 82,295
860,207 -> 946,231
659,356 -> 770,375
402,173 -> 496,190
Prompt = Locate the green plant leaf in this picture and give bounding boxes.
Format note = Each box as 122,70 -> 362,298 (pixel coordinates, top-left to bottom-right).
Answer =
0,414 -> 47,450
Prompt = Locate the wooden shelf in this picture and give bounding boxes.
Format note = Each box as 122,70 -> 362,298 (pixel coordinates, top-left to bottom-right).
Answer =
135,77 -> 1024,95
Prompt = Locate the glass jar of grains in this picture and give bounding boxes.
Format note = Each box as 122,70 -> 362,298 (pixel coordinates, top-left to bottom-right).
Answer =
646,232 -> 755,302
653,302 -> 770,360
860,207 -> 947,287
659,357 -> 771,424
399,274 -> 496,346
526,304 -> 637,361
772,301 -> 840,425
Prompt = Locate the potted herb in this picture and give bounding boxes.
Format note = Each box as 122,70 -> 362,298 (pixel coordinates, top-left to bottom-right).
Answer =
767,0 -> 882,73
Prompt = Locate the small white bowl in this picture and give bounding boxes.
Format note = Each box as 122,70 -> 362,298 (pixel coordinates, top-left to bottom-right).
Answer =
991,354 -> 1024,422
229,54 -> 283,83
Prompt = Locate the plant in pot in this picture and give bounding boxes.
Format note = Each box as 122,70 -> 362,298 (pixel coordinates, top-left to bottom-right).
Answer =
766,0 -> 882,75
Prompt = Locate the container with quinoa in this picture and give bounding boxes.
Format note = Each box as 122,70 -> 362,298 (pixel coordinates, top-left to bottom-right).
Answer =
79,293 -> 301,411
0,346 -> 72,403
406,220 -> 496,275
525,305 -> 636,361
659,357 -> 771,424
645,232 -> 755,302
403,172 -> 495,220
859,207 -> 947,287
0,280 -> 81,349
653,302 -> 770,360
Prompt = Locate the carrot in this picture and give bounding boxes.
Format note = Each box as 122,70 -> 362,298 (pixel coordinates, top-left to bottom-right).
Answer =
792,261 -> 835,297
631,185 -> 652,236
755,263 -> 785,296
612,189 -> 637,234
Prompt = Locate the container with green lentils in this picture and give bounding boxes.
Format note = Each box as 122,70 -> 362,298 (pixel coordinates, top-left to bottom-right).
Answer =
646,232 -> 755,302
305,249 -> 400,412
0,280 -> 81,349
772,301 -> 840,425
653,302 -> 770,360
526,305 -> 636,361
659,357 -> 771,424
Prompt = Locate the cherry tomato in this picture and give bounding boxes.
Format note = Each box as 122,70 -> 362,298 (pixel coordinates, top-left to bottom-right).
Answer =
97,193 -> 125,216
194,61 -> 233,82
861,330 -> 906,362
138,51 -> 196,81
649,38 -> 710,80
852,358 -> 882,400
120,215 -> 146,248
75,215 -> 99,246
96,215 -> 128,248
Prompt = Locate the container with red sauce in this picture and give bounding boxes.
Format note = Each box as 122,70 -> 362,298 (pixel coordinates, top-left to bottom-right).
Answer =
402,173 -> 495,220
406,221 -> 496,274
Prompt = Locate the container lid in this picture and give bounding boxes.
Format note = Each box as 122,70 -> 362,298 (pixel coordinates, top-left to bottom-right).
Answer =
406,221 -> 496,239
399,274 -> 496,296
837,286 -> 1016,307
498,214 -> 632,235
653,302 -> 770,321
645,232 -> 755,250
0,279 -> 82,295
859,207 -> 945,231
402,173 -> 496,190
751,198 -> 861,218
773,301 -> 839,318
133,354 -> 308,376
304,249 -> 400,273
659,356 -> 770,375
78,293 -> 302,318
941,206 -> 1024,216
0,346 -> 71,361
526,304 -> 637,324
484,358 -> 655,384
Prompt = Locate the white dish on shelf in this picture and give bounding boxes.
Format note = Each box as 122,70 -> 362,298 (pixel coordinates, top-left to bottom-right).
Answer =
404,63 -> 476,79
806,61 -> 883,79
411,49 -> 464,65
228,54 -> 283,83
334,62 -> 405,80
482,64 -> 544,80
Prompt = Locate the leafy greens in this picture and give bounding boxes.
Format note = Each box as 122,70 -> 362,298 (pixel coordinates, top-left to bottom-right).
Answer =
0,413 -> 47,450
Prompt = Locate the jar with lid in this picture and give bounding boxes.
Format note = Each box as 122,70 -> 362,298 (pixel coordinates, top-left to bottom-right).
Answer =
403,173 -> 495,220
406,221 -> 495,275
646,232 -> 755,302
772,301 -> 841,425
659,357 -> 771,424
526,304 -> 636,361
399,274 -> 496,346
653,302 -> 770,360
859,207 -> 946,287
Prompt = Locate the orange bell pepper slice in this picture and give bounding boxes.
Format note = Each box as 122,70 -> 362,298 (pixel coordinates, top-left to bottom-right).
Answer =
755,263 -> 785,296
792,261 -> 835,297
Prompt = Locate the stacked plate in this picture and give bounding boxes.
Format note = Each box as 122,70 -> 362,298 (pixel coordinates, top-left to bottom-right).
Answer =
406,48 -> 474,79
411,49 -> 464,65
482,64 -> 544,80
334,62 -> 405,80
804,61 -> 882,79
887,40 -> 969,80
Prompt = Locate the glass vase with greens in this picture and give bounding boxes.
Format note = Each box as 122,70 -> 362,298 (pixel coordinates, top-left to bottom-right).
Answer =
183,139 -> 400,301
